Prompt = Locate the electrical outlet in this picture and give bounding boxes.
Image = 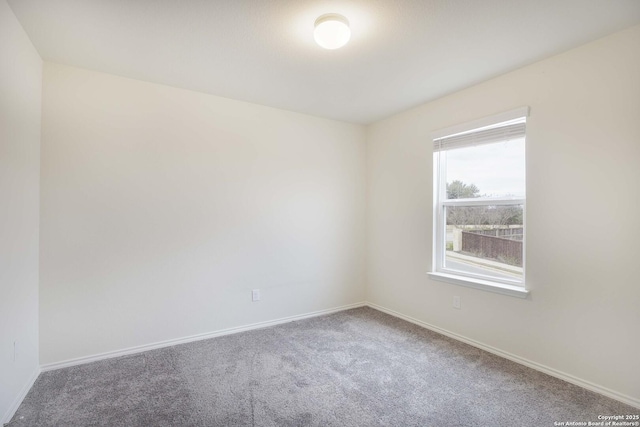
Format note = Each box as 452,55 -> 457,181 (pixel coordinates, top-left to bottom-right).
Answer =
453,296 -> 461,309
252,289 -> 261,302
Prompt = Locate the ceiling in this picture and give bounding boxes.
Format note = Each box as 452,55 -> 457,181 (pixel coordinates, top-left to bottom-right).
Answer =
8,0 -> 640,124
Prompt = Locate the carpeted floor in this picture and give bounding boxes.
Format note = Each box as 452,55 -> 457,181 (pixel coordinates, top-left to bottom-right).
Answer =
9,307 -> 637,426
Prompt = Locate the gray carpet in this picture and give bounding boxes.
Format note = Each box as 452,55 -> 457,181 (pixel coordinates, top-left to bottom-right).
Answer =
9,307 -> 637,426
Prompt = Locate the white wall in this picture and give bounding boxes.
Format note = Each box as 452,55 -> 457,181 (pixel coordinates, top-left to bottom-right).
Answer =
366,25 -> 640,404
0,0 -> 42,422
40,63 -> 366,365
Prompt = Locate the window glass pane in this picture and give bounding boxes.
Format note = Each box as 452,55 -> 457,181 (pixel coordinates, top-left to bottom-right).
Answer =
444,205 -> 523,282
444,138 -> 525,199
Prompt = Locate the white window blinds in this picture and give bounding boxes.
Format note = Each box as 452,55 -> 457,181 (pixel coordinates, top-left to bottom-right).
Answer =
432,106 -> 529,152
433,120 -> 526,152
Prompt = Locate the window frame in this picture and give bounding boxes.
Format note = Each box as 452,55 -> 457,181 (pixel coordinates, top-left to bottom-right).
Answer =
429,107 -> 530,298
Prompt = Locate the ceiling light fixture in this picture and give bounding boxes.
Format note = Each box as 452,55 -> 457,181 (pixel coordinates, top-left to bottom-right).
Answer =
314,13 -> 351,50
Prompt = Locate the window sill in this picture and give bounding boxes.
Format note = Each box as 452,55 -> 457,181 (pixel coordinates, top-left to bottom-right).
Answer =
427,272 -> 529,299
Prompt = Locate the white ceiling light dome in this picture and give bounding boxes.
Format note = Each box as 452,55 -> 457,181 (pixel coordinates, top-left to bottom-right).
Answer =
314,13 -> 351,50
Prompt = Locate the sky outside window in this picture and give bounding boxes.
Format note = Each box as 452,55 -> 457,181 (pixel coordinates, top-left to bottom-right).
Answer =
445,138 -> 525,198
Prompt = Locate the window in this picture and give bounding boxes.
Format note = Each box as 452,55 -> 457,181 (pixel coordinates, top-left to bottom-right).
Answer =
429,107 -> 529,298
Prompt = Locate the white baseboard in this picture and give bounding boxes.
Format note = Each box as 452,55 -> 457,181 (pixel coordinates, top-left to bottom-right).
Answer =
365,301 -> 640,409
33,300 -> 640,411
40,301 -> 367,372
1,367 -> 40,425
